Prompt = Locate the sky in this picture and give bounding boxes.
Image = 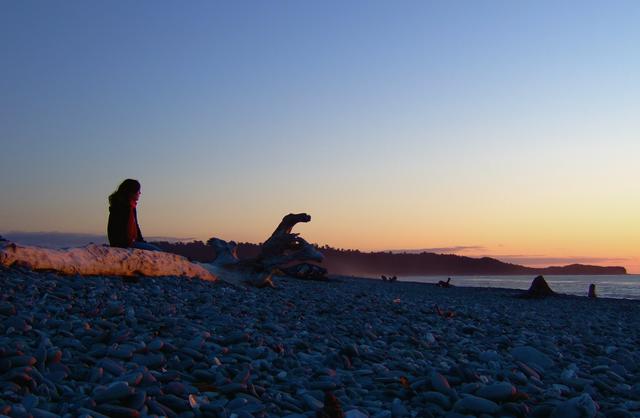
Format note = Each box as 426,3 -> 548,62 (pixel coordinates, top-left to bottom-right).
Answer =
1,1 -> 639,272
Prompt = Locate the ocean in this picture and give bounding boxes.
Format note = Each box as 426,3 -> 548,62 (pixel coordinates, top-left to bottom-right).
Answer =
397,274 -> 640,300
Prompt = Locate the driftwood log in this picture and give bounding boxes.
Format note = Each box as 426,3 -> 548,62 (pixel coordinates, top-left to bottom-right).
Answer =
205,213 -> 325,287
0,241 -> 217,281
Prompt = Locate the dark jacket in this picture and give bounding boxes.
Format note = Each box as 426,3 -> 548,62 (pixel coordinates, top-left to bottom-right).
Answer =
107,199 -> 145,248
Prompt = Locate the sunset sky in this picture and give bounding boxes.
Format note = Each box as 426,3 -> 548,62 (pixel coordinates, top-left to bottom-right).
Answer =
1,1 -> 639,272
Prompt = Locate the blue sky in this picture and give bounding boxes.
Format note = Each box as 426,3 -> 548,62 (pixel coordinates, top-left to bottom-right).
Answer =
1,1 -> 639,271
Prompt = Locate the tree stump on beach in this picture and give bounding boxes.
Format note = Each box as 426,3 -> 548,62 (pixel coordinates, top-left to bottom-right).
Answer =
518,275 -> 555,298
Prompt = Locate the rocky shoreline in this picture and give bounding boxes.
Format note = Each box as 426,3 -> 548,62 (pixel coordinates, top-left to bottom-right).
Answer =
1,266 -> 639,417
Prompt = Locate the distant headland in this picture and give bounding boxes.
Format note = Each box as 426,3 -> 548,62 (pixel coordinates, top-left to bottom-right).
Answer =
153,241 -> 627,276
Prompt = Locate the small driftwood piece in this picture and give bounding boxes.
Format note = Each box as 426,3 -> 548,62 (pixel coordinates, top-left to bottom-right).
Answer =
437,277 -> 452,288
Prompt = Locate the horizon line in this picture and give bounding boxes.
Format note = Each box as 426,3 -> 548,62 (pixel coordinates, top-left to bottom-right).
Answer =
1,230 -> 632,272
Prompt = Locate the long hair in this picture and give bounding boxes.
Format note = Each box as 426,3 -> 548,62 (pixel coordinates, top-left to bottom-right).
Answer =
109,179 -> 141,206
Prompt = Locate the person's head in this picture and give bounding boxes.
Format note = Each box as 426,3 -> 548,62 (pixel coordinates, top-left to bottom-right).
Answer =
109,179 -> 141,205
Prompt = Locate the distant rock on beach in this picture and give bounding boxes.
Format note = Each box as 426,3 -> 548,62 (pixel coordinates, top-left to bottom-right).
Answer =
517,275 -> 556,298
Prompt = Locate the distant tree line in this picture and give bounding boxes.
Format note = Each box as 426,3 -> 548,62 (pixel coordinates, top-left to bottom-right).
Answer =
152,241 -> 626,276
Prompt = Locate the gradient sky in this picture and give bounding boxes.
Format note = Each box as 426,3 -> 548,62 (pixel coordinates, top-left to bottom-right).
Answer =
1,1 -> 639,272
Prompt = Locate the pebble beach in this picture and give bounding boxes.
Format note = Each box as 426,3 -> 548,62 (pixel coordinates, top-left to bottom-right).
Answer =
1,266 -> 639,418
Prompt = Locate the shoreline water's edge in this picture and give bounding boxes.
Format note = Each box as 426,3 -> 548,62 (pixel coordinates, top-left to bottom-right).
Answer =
335,274 -> 640,301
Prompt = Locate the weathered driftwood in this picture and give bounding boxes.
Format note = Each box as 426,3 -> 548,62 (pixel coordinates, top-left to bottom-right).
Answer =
0,241 -> 217,281
202,238 -> 275,288
205,213 -> 325,287
259,213 -> 323,268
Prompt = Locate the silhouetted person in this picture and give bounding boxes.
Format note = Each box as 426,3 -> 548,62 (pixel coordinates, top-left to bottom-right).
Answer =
107,179 -> 161,251
588,283 -> 597,298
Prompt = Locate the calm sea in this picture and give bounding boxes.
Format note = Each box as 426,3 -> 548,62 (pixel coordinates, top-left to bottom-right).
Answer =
397,275 -> 640,300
